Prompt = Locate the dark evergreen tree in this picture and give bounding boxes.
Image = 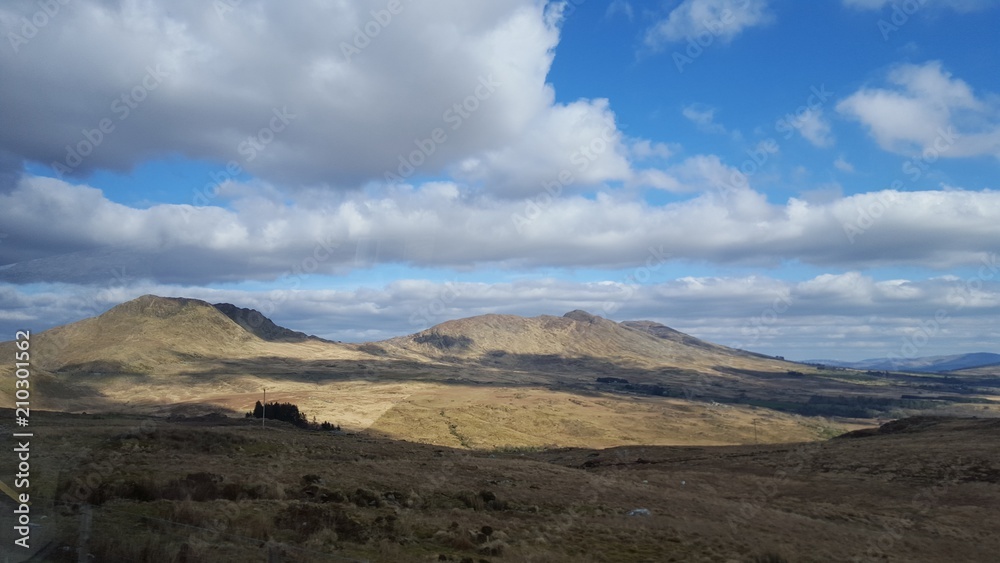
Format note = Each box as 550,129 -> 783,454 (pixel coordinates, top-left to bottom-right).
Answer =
248,400 -> 339,430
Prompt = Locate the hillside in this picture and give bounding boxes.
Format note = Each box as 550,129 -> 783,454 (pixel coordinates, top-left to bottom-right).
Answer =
378,309 -> 803,377
2,294 -> 998,450
23,295 -> 259,374
0,295 -> 367,412
6,411 -> 998,562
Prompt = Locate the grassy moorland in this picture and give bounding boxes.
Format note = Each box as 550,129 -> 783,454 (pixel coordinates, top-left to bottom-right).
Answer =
4,410 -> 998,562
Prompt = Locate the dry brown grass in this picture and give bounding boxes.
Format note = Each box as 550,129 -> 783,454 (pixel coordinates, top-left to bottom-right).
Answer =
6,411 -> 998,562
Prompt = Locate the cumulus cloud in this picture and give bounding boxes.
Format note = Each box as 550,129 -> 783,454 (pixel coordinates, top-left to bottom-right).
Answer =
837,61 -> 1000,158
605,0 -> 635,21
660,154 -> 742,193
834,156 -> 855,173
644,0 -> 773,49
629,139 -> 677,161
0,0 -> 629,196
790,109 -> 834,148
451,98 -> 633,197
682,105 -> 729,135
2,175 -> 1000,285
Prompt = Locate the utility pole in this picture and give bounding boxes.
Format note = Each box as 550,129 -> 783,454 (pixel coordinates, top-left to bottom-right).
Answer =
262,387 -> 266,430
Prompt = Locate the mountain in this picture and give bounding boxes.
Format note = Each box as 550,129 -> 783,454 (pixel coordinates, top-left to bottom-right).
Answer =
5,294 -> 995,449
807,352 -> 1000,373
212,302 -> 330,343
5,295 -> 351,376
377,309 -> 800,376
5,296 -> 795,380
26,295 -> 257,374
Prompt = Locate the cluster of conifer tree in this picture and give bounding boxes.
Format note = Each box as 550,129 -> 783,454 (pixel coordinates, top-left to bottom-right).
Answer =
245,401 -> 340,431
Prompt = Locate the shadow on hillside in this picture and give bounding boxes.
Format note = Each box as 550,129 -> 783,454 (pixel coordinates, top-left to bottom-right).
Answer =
164,353 -> 739,388
49,353 -> 1000,421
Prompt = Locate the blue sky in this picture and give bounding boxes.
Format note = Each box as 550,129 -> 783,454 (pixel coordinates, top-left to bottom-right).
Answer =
1,0 -> 998,360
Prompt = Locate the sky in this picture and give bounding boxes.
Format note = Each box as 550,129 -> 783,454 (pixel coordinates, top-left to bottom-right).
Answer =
0,0 -> 998,362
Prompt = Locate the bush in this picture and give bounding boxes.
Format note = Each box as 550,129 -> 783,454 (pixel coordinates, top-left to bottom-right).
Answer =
247,401 -> 339,431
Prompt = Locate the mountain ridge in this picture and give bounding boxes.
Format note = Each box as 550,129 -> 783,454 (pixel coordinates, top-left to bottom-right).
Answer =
2,294 -> 805,380
807,352 -> 1000,373
3,294 -> 996,449
376,306 -> 803,377
212,302 -> 331,343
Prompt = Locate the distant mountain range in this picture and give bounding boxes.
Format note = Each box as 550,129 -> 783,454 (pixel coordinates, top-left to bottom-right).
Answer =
806,353 -> 1000,374
3,294 -> 997,447
375,308 -> 791,375
3,295 -> 799,381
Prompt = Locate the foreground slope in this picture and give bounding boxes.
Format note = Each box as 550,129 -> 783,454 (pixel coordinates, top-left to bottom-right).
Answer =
8,412 -> 997,562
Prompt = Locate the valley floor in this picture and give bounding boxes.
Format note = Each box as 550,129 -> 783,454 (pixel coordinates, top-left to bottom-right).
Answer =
2,410 -> 997,562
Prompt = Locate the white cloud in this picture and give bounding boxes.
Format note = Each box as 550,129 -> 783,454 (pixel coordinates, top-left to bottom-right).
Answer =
628,168 -> 683,191
3,175 -> 1000,286
451,98 -> 633,197
644,0 -> 773,49
0,0 -> 631,197
791,109 -> 834,148
629,139 -> 677,161
837,61 -> 1000,158
834,156 -> 855,173
661,154 -> 743,193
605,0 -> 634,21
682,105 -> 728,134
